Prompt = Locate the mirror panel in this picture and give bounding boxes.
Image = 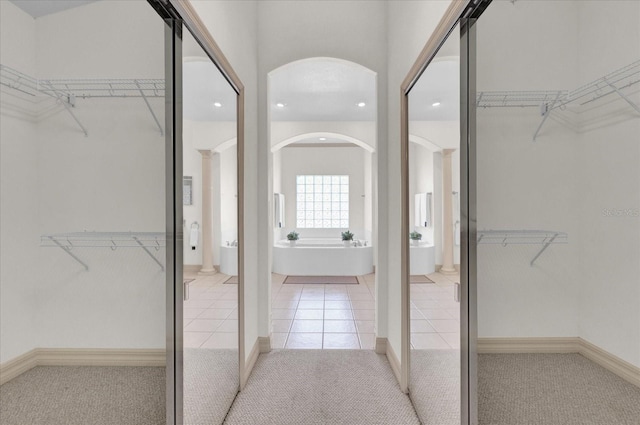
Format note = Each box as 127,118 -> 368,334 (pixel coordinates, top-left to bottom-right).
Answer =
181,27 -> 239,425
408,23 -> 462,425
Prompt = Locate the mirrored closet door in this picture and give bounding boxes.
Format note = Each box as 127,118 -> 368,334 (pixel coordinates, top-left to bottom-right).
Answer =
407,23 -> 463,425
178,23 -> 240,425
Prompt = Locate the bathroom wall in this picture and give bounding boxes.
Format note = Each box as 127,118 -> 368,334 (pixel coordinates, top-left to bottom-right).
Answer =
0,1 -> 40,363
279,145 -> 368,241
257,0 -> 389,342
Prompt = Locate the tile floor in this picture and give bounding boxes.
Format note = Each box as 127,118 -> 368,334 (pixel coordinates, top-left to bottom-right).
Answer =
410,272 -> 461,350
270,273 -> 377,349
182,269 -> 460,351
183,271 -> 238,349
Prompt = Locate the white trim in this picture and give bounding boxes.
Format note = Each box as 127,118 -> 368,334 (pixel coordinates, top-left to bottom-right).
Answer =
375,336 -> 387,355
271,132 -> 375,153
258,336 -> 271,353
0,348 -> 165,385
385,339 -> 405,392
241,338 -> 260,390
477,337 -> 640,387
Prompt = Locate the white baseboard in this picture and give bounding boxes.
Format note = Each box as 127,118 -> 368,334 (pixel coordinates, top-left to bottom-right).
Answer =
375,337 -> 387,355
1,348 -> 165,385
478,337 -> 639,387
258,336 -> 271,353
477,337 -> 580,354
241,338 -> 260,390
384,339 -> 402,388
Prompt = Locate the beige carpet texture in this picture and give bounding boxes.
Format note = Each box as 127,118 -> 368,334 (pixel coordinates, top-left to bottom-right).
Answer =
224,349 -> 420,425
478,353 -> 640,425
0,366 -> 165,425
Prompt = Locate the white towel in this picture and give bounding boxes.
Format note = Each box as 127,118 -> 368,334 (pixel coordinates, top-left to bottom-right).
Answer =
190,226 -> 199,249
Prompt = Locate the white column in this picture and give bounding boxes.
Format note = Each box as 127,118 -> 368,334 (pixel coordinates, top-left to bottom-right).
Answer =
440,148 -> 457,275
198,149 -> 216,275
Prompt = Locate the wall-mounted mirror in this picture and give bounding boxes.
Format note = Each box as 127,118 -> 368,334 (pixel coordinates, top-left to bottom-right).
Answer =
407,23 -> 462,425
475,1 -> 640,424
0,0 -> 166,423
180,26 -> 239,425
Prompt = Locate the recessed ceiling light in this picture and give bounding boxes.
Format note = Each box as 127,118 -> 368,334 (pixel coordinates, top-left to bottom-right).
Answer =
357,102 -> 366,107
213,102 -> 222,108
319,137 -> 327,141
432,102 -> 441,107
276,102 -> 286,108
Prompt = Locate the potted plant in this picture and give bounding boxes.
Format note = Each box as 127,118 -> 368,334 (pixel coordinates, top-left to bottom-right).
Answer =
287,231 -> 299,247
341,230 -> 354,247
410,231 -> 422,246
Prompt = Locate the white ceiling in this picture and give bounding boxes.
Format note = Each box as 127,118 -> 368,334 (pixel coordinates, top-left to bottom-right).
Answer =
409,58 -> 459,122
10,0 -> 99,18
269,59 -> 377,122
183,59 -> 237,122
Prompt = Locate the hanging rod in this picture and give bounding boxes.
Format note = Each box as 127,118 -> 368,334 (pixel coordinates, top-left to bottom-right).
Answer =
41,232 -> 166,271
477,229 -> 568,266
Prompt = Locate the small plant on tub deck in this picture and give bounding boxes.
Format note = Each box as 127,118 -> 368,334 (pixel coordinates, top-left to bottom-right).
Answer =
409,231 -> 422,241
287,231 -> 300,241
341,230 -> 354,241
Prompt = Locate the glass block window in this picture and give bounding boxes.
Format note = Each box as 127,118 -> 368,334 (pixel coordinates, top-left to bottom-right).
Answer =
296,175 -> 349,228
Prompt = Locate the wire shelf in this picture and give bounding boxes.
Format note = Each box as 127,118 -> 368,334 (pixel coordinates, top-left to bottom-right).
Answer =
477,229 -> 568,266
476,90 -> 568,108
41,232 -> 166,271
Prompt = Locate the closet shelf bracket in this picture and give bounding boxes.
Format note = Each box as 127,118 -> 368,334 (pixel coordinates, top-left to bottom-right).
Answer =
46,82 -> 89,137
604,78 -> 640,115
134,80 -> 164,136
41,232 -> 166,271
533,91 -> 562,142
47,236 -> 90,271
477,230 -> 568,266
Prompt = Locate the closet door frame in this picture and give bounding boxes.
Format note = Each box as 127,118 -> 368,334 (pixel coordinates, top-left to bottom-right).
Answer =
400,1 -> 490,423
149,1 -> 246,423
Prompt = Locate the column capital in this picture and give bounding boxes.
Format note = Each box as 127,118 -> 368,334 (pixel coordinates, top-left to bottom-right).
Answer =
198,149 -> 213,158
442,148 -> 456,156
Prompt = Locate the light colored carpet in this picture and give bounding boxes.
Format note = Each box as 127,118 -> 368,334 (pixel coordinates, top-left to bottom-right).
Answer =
0,366 -> 165,425
223,349 -> 420,425
184,348 -> 239,425
478,353 -> 640,425
410,349 -> 460,425
410,275 -> 435,283
283,276 -> 359,284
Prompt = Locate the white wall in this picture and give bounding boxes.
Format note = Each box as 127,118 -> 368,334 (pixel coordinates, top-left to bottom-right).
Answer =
0,0 -> 168,361
257,0 -> 389,342
0,1 -> 40,363
271,121 -> 376,151
278,146 -> 368,241
387,0 -> 453,361
35,1 -> 166,350
476,0 -> 640,367
575,1 -> 640,367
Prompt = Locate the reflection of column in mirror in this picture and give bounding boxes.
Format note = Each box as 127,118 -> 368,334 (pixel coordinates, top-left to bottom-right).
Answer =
441,148 -> 457,274
198,149 -> 216,275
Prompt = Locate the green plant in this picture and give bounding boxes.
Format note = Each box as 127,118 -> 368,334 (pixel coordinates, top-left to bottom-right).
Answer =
341,230 -> 354,241
287,231 -> 299,241
409,231 -> 422,241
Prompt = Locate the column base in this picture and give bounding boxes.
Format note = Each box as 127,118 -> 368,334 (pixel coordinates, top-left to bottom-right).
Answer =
439,266 -> 458,276
198,268 -> 217,276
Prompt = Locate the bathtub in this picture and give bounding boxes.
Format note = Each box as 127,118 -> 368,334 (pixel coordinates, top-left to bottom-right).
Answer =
410,242 -> 435,275
273,239 -> 373,276
220,245 -> 238,275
